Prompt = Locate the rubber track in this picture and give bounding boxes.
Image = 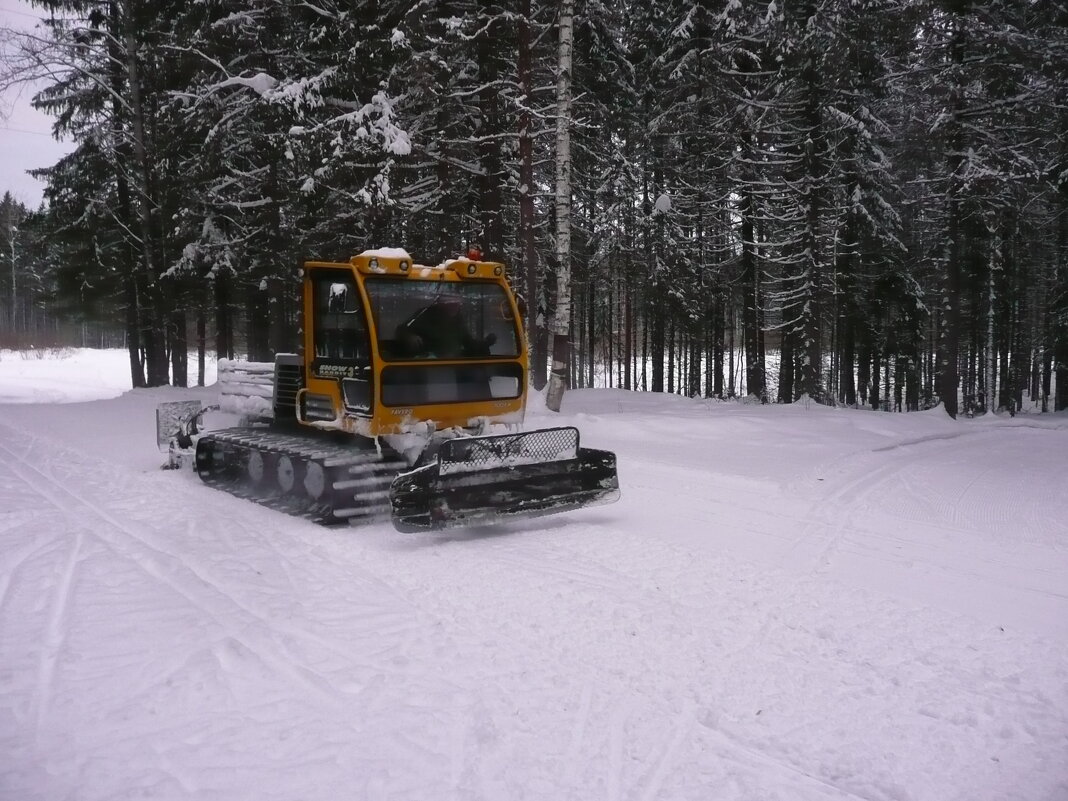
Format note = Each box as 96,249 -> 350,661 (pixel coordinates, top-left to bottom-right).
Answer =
195,427 -> 409,526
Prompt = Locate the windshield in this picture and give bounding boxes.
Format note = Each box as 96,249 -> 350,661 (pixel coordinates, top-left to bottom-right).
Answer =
366,278 -> 521,361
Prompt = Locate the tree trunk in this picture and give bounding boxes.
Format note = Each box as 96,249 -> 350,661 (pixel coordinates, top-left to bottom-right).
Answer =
713,293 -> 724,398
587,281 -> 596,387
247,280 -> 271,362
105,0 -> 145,388
624,277 -> 633,390
666,318 -> 675,394
215,275 -> 233,361
728,298 -> 736,397
984,243 -> 997,413
871,351 -> 881,411
906,356 -> 920,411
836,225 -> 857,406
937,20 -> 966,419
799,40 -> 824,403
778,324 -> 795,404
858,342 -> 870,406
545,0 -> 573,413
170,305 -> 188,388
1057,191 -> 1068,411
124,272 -> 145,388
196,299 -> 206,387
477,2 -> 504,258
739,184 -> 763,399
124,15 -> 167,385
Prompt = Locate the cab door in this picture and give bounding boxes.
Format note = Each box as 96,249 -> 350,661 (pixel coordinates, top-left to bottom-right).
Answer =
305,268 -> 374,415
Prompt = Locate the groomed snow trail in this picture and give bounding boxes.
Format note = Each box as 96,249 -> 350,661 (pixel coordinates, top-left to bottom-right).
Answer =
1,389 -> 1067,801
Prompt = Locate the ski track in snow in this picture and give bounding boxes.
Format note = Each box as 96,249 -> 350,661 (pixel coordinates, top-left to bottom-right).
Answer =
32,525 -> 82,743
339,519 -> 1067,800
1,379 -> 1067,800
0,436 -> 366,712
618,419 -> 1068,640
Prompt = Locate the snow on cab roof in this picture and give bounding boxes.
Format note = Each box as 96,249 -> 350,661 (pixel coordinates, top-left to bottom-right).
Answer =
359,247 -> 413,261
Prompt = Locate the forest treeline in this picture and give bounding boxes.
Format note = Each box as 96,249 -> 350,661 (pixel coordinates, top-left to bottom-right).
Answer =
1,0 -> 1066,414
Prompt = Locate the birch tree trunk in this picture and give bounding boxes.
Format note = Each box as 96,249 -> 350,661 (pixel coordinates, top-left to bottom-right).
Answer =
545,0 -> 573,413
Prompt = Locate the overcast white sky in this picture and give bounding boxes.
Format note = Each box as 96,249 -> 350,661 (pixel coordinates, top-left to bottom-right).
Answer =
1,0 -> 73,208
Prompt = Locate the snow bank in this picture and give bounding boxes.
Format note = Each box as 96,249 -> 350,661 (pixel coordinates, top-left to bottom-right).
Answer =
0,349 -> 220,404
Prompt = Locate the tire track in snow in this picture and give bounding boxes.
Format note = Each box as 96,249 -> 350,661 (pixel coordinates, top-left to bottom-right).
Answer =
0,442 -> 85,740
365,528 -> 866,799
361,529 -> 693,798
870,429 -> 979,453
784,422 -> 1018,574
0,528 -> 61,618
727,452 -> 940,664
484,547 -> 652,598
697,717 -> 879,801
636,704 -> 695,801
607,701 -> 628,801
869,419 -> 1068,455
861,425 -> 1066,545
626,460 -> 808,532
561,681 -> 593,790
31,529 -> 83,741
504,529 -> 1029,798
780,454 -> 909,577
940,430 -> 1064,540
0,435 -> 358,710
814,429 -> 1068,607
4,423 -> 569,792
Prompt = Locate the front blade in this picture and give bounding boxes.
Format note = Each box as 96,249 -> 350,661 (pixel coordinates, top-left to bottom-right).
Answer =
389,427 -> 619,532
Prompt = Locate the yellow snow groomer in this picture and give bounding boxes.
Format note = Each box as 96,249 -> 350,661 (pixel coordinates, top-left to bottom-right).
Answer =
184,249 -> 619,532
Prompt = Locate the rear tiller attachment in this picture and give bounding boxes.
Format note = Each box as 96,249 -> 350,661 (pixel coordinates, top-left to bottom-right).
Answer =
156,400 -> 220,470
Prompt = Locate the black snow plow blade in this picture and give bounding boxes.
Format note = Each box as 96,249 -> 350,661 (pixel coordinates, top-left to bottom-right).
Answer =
389,426 -> 619,532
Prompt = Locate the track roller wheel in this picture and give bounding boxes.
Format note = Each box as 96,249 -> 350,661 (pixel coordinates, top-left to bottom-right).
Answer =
303,460 -> 328,501
246,448 -> 267,485
277,455 -> 299,494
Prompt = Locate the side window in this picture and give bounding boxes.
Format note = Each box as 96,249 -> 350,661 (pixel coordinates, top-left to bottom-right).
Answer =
313,275 -> 368,363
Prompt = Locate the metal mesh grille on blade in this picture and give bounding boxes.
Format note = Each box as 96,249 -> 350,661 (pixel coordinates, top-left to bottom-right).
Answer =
438,427 -> 579,475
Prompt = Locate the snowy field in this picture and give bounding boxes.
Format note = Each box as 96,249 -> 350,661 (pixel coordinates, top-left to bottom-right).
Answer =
0,348 -> 1066,801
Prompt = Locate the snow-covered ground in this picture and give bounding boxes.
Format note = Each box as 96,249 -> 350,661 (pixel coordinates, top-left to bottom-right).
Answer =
0,349 -> 1065,801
